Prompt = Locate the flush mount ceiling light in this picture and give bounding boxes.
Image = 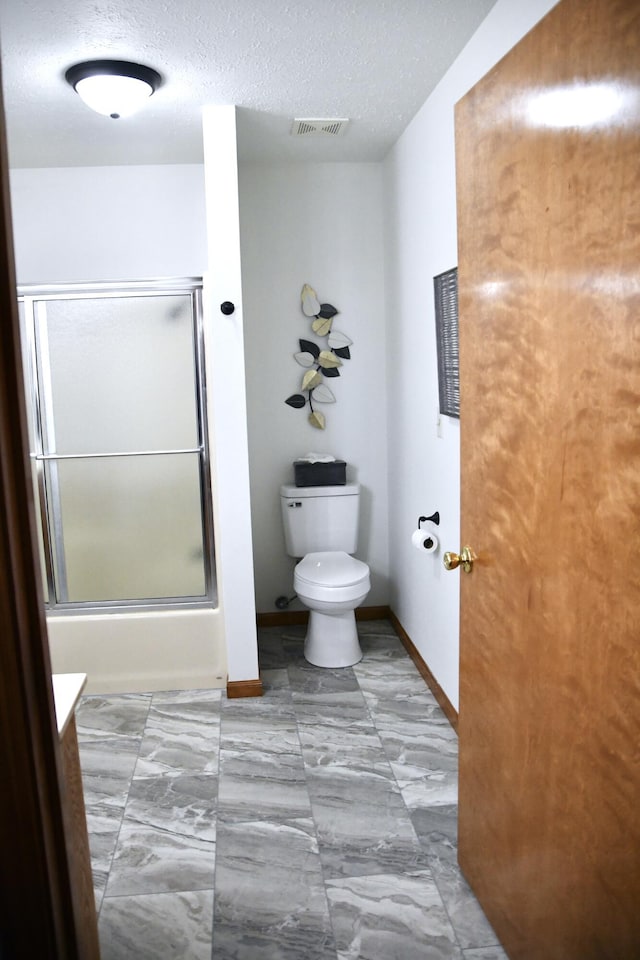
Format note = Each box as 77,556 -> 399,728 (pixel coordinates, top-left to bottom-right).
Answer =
65,59 -> 162,119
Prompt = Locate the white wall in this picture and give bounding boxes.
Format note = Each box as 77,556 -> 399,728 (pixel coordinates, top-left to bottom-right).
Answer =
9,157 -> 387,685
238,163 -> 388,612
10,164 -> 207,282
202,106 -> 258,685
8,163 -> 233,693
9,0 -> 562,696
384,0 -> 559,711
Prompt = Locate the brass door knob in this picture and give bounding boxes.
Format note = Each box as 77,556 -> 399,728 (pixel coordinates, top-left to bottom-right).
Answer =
443,546 -> 475,573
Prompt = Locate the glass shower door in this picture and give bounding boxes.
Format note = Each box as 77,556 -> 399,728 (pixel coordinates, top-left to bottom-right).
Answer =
22,281 -> 215,607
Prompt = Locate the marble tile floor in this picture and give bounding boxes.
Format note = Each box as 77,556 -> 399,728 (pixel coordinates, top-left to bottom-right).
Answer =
76,619 -> 507,960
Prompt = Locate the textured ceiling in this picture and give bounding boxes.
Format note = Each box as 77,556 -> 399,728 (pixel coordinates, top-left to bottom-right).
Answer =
0,0 -> 496,168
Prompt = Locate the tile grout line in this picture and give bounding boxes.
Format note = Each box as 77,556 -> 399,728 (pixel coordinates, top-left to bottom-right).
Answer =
211,688 -> 228,959
95,692 -> 154,917
82,623 -> 503,958
356,654 -> 464,956
353,654 -> 472,957
288,628 -> 455,957
88,690 -> 220,947
287,653 -> 341,960
354,638 -> 503,956
352,655 -> 469,953
210,690 -> 224,955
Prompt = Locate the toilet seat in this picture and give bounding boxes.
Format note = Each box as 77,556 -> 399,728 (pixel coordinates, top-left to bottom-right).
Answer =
296,551 -> 369,587
295,551 -> 370,604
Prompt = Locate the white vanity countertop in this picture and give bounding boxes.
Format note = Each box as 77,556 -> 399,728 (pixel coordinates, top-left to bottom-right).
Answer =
52,673 -> 87,738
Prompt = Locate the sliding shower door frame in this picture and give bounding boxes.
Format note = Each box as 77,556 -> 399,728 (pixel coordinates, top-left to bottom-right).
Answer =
18,278 -> 216,613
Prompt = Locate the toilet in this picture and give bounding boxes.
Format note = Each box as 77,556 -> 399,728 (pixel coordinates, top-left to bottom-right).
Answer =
280,483 -> 371,667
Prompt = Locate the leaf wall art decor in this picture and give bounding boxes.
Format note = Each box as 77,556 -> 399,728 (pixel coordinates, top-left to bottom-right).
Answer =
284,284 -> 353,429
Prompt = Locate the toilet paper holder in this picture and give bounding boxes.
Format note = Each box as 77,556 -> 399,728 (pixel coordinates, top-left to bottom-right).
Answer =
418,512 -> 440,528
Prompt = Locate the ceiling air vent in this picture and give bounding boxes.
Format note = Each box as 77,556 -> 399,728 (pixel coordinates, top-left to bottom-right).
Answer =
290,118 -> 349,137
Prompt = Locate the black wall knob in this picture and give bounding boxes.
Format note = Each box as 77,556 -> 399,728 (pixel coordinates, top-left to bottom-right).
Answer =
220,301 -> 235,315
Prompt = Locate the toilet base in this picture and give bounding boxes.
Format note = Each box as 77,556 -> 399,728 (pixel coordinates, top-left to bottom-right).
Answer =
304,608 -> 363,668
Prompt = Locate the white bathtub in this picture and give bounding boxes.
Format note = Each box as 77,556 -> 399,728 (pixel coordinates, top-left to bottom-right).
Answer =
46,607 -> 227,694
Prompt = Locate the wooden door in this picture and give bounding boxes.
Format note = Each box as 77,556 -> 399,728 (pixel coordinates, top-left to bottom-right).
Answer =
455,1 -> 640,957
0,61 -> 89,958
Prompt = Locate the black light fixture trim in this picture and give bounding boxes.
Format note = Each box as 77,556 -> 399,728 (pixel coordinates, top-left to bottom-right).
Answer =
65,59 -> 162,90
64,59 -> 162,118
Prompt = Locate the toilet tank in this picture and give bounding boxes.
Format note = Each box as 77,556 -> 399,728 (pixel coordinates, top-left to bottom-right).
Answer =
280,483 -> 360,557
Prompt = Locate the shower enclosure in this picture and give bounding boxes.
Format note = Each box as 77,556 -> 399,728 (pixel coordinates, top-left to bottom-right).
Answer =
19,278 -> 216,611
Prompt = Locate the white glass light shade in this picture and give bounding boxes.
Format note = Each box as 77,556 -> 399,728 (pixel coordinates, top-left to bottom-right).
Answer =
75,74 -> 153,118
65,60 -> 162,119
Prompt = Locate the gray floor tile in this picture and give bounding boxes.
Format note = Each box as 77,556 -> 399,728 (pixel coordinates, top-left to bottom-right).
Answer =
387,715 -> 459,809
84,803 -> 123,904
219,712 -> 299,751
292,688 -> 372,726
134,700 -> 221,777
374,702 -> 459,806
326,871 -> 462,960
222,678 -> 296,722
213,817 -> 335,960
124,774 -> 217,841
257,625 -> 308,669
357,624 -> 412,660
306,765 -> 429,879
462,948 -> 509,960
98,890 -> 213,960
150,688 -> 223,705
81,619 -> 498,960
259,667 -> 292,694
257,629 -> 289,670
430,856 -> 500,951
218,748 -> 312,823
76,694 -> 152,741
298,723 -> 391,770
281,637 -> 307,664
354,657 -> 432,705
281,625 -> 307,641
394,763 -> 459,809
410,803 -> 459,864
105,818 -> 215,896
288,662 -> 360,695
79,737 -> 142,807
367,691 -> 450,733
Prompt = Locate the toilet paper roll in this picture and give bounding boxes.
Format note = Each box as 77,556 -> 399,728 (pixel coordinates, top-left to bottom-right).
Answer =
411,527 -> 439,553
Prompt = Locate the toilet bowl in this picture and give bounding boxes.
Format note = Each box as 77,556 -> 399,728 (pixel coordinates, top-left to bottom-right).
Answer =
280,481 -> 371,668
294,551 -> 370,667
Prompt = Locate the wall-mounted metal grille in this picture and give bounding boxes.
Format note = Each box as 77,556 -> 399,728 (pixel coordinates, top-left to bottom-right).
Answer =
290,118 -> 349,137
434,267 -> 460,419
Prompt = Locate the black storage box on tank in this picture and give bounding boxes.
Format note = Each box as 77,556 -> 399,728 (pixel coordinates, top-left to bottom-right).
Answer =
294,460 -> 347,487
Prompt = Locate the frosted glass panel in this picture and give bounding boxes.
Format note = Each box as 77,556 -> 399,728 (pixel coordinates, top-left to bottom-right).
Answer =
31,464 -> 50,603
41,295 -> 198,454
18,300 -> 38,451
20,280 -> 214,608
18,300 -> 50,601
52,454 -> 206,602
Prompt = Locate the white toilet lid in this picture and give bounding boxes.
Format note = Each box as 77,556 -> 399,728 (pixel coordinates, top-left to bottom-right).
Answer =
295,551 -> 369,588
